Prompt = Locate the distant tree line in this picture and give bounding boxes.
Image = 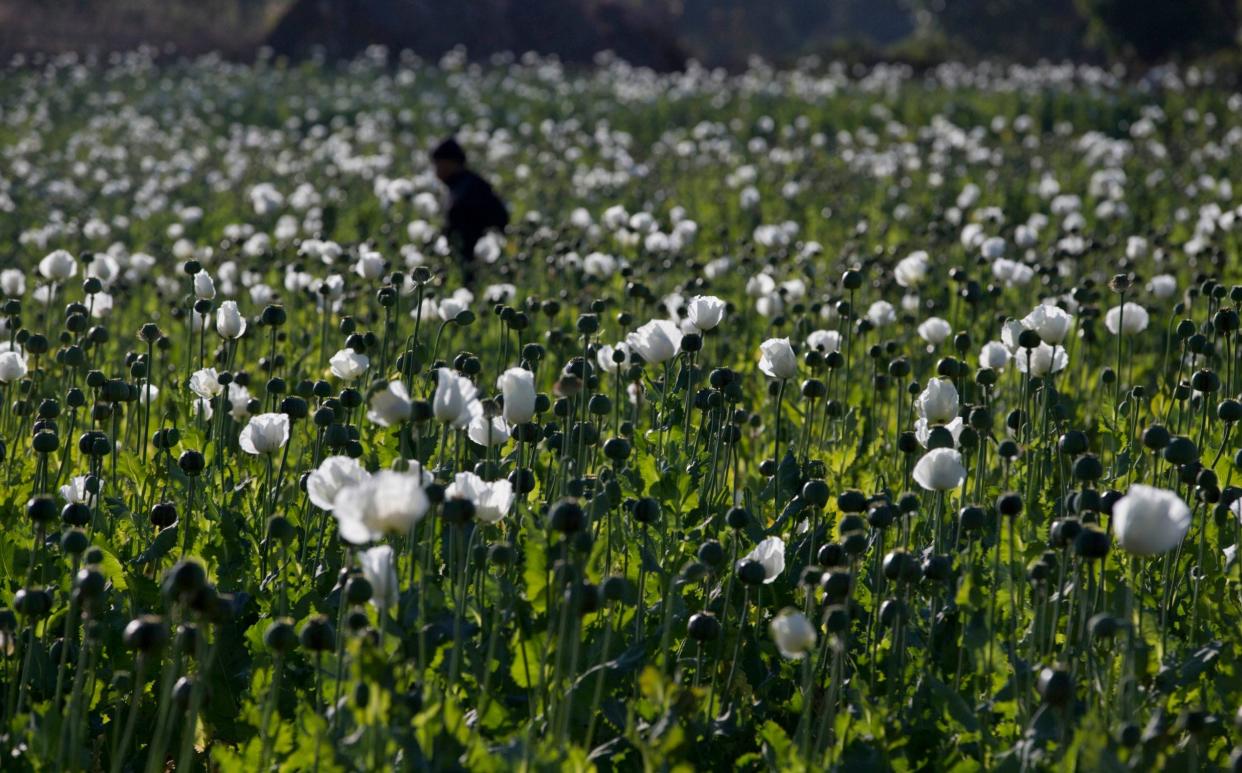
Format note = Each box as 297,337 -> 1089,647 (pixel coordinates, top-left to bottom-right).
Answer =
644,0 -> 1242,68
1,0 -> 1239,70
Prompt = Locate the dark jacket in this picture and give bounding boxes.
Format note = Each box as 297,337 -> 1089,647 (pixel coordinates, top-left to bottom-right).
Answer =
444,169 -> 509,262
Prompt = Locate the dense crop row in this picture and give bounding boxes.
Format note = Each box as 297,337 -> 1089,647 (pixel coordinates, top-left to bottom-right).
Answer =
0,49 -> 1240,770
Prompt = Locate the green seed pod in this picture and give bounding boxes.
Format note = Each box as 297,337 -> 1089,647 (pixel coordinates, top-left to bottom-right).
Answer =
123,615 -> 169,652
263,618 -> 298,653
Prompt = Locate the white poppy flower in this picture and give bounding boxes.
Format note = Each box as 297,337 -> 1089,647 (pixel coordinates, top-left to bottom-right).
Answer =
238,413 -> 290,455
744,536 -> 786,584
1112,485 -> 1190,555
913,448 -> 967,491
307,456 -> 371,511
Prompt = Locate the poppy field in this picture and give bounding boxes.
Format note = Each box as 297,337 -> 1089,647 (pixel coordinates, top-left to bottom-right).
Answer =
1,50 -> 1242,770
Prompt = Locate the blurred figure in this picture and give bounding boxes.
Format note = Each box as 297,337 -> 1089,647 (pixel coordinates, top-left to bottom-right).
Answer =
431,138 -> 509,288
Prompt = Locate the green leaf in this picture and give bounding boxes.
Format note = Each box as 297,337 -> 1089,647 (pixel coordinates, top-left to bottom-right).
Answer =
1178,640 -> 1221,685
509,628 -> 544,689
135,526 -> 179,565
93,544 -> 129,591
522,535 -> 549,613
926,674 -> 980,732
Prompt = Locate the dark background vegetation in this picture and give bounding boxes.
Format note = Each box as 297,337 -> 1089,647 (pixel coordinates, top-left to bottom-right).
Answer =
0,0 -> 1238,70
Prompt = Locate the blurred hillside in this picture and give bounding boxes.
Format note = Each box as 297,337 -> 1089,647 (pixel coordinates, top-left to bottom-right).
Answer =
0,0 -> 1238,69
0,0 -> 284,58
264,0 -> 685,69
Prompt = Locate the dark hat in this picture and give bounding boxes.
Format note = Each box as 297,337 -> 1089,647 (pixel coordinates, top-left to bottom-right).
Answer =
431,137 -> 466,163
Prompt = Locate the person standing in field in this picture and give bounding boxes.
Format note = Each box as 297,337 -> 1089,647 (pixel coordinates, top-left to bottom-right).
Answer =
430,138 -> 509,289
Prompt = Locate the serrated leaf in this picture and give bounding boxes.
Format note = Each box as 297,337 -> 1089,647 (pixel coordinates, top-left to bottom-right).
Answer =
135,525 -> 179,564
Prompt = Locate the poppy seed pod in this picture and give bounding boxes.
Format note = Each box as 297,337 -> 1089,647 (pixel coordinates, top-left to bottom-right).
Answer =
1050,518 -> 1083,547
800,566 -> 823,588
61,529 -> 89,556
260,305 -> 287,326
33,418 -> 57,438
1219,400 -> 1242,423
602,437 -> 630,462
1088,613 -> 1120,641
1142,424 -> 1171,450
836,488 -> 868,512
1058,430 -> 1088,456
697,540 -> 725,567
879,599 -> 905,626
344,575 -> 373,606
73,567 -> 106,599
801,378 -> 826,399
14,587 -> 52,620
817,543 -> 846,567
680,559 -> 710,584
821,570 -> 852,603
280,396 -> 309,420
163,560 -> 207,602
1214,308 -> 1240,334
868,503 -> 896,529
488,542 -> 516,566
508,467 -> 536,495
1037,667 -> 1072,706
726,507 -> 750,530
441,498 -> 475,525
897,431 -> 919,455
968,407 -> 992,431
26,495 -> 56,524
838,514 -> 866,535
1192,369 -> 1220,394
736,559 -> 767,585
1115,722 -> 1141,748
997,492 -> 1023,518
1099,489 -> 1123,515
687,612 -> 721,642
926,426 -> 955,450
178,450 -> 205,476
144,500 -> 174,525
264,618 -> 298,653
959,505 -> 985,533
1072,455 -> 1104,482
601,575 -> 631,604
936,357 -> 960,378
78,430 -> 110,457
1074,527 -> 1110,559
921,555 -> 952,583
266,516 -> 296,545
65,388 -> 85,409
823,604 -> 850,633
842,531 -> 868,556
123,615 -> 168,652
549,500 -> 585,533
1162,436 -> 1198,465
882,550 -> 919,582
801,480 -> 830,507
152,427 -> 180,449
